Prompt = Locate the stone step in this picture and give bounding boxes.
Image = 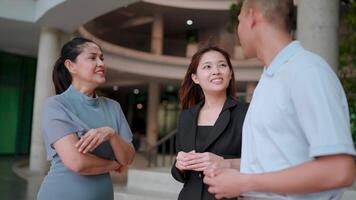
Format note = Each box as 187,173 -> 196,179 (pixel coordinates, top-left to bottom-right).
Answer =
127,168 -> 182,193
114,189 -> 356,200
114,167 -> 182,200
114,187 -> 178,200
114,168 -> 356,200
343,190 -> 356,200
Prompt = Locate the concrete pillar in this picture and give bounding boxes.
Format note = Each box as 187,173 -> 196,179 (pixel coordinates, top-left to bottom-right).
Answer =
297,0 -> 339,71
29,27 -> 60,172
186,43 -> 198,57
151,14 -> 163,55
146,82 -> 160,146
245,82 -> 256,103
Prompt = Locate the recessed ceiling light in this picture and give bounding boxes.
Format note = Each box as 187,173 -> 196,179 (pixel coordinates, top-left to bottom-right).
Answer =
186,19 -> 193,26
136,103 -> 143,110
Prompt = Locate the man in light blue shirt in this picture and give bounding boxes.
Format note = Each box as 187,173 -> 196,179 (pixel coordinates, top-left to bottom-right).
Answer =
204,0 -> 356,199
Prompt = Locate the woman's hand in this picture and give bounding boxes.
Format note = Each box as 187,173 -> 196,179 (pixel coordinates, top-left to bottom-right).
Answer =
184,152 -> 225,173
175,150 -> 196,171
75,127 -> 115,153
175,151 -> 228,175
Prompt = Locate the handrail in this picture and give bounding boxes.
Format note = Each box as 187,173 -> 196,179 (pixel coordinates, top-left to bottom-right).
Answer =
149,129 -> 177,149
145,129 -> 177,167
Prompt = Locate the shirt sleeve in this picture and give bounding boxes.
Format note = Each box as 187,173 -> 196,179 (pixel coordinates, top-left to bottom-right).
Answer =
114,102 -> 133,143
291,64 -> 355,158
42,97 -> 82,160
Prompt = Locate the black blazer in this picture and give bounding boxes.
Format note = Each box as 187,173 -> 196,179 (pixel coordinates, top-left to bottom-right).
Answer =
171,97 -> 249,200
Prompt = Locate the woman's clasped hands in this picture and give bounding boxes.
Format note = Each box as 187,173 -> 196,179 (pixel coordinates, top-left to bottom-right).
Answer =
175,150 -> 229,177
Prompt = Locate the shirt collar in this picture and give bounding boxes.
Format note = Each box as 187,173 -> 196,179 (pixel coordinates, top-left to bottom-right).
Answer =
66,85 -> 99,106
264,41 -> 303,76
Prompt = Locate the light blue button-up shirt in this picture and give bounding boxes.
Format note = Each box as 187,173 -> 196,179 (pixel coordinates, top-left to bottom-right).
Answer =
240,41 -> 355,200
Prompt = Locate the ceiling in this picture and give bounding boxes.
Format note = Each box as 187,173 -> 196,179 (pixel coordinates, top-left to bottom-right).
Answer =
85,1 -> 231,46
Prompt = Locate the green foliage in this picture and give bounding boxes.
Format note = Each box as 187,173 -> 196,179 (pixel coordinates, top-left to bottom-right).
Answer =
186,29 -> 198,44
187,34 -> 198,44
350,102 -> 356,141
339,0 -> 356,142
227,3 -> 242,33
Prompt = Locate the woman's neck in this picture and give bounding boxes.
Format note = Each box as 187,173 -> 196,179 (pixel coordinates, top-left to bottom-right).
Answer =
202,92 -> 227,110
72,81 -> 95,97
197,92 -> 227,126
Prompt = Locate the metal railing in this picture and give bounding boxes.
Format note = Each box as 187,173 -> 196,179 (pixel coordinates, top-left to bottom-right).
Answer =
145,129 -> 177,167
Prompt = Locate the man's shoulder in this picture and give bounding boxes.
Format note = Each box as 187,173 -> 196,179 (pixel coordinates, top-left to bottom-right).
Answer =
280,49 -> 336,83
290,49 -> 331,70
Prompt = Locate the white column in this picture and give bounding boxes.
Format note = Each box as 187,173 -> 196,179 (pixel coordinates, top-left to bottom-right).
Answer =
245,82 -> 256,103
297,0 -> 339,71
29,27 -> 60,172
186,43 -> 198,57
151,14 -> 163,55
146,82 -> 160,146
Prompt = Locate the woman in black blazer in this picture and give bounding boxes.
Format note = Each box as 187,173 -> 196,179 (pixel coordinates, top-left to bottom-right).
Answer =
171,46 -> 249,200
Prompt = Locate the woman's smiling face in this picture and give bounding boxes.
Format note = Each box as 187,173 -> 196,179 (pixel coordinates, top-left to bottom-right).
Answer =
67,42 -> 106,87
191,50 -> 232,95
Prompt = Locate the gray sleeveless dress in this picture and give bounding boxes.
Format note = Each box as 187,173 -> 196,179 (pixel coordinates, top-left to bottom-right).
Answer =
37,85 -> 132,200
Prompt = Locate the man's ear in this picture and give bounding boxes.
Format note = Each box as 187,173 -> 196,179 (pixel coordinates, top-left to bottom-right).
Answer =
250,7 -> 263,29
247,7 -> 257,29
64,59 -> 76,74
191,73 -> 199,84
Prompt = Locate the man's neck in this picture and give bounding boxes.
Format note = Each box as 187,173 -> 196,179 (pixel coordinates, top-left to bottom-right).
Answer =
256,29 -> 293,67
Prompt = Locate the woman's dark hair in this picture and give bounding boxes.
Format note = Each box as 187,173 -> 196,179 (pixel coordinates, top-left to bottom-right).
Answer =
179,46 -> 237,109
52,37 -> 98,94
